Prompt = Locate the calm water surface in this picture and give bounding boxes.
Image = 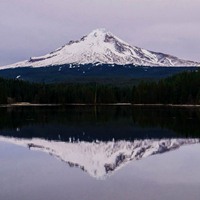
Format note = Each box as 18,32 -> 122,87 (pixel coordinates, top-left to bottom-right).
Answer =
0,106 -> 200,200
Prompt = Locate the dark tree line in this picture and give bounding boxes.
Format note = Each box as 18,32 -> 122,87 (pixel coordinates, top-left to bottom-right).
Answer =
0,70 -> 200,104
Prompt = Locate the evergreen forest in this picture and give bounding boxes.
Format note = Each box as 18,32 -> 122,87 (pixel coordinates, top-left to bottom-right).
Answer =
0,70 -> 200,105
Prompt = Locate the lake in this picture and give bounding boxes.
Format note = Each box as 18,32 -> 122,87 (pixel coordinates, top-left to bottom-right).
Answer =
0,106 -> 200,200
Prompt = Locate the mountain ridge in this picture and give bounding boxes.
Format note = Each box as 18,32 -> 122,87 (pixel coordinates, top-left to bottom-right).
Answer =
1,28 -> 200,69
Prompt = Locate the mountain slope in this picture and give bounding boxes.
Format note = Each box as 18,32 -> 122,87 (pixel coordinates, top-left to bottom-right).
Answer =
1,28 -> 200,69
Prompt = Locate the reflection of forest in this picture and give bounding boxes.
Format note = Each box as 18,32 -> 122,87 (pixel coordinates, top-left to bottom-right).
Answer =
0,106 -> 200,141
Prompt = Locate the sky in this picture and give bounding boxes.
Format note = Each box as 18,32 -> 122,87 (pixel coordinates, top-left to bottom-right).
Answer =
0,0 -> 200,66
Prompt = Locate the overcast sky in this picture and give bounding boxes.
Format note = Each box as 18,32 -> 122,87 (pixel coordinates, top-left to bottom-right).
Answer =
0,0 -> 200,66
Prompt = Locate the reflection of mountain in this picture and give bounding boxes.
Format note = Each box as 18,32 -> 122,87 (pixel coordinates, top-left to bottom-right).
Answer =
0,136 -> 199,179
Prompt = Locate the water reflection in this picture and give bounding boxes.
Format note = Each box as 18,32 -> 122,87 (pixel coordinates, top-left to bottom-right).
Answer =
1,106 -> 200,200
0,136 -> 199,179
0,106 -> 200,141
1,106 -> 200,179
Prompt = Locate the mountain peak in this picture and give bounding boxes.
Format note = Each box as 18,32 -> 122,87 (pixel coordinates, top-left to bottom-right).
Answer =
1,29 -> 200,69
89,28 -> 108,35
83,28 -> 116,44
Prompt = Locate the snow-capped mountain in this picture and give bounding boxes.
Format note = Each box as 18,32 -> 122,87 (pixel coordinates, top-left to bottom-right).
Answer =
0,136 -> 199,179
1,28 -> 200,69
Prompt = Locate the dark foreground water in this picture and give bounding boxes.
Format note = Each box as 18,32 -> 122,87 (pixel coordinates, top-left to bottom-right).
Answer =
0,106 -> 200,200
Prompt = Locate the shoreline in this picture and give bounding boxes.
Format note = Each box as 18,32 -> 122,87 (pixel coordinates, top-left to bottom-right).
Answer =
1,102 -> 200,108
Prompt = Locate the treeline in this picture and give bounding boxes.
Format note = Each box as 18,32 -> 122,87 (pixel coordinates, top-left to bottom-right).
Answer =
0,70 -> 200,104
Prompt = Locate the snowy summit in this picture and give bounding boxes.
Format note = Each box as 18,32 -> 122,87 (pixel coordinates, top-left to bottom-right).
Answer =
1,28 -> 200,69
